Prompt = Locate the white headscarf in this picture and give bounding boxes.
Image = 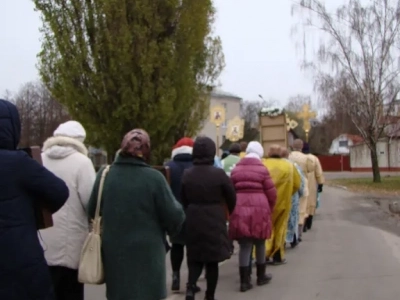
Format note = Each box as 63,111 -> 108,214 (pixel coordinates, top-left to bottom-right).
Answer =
245,141 -> 264,160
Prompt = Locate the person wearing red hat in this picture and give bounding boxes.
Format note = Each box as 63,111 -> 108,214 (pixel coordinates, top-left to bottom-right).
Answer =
165,137 -> 201,294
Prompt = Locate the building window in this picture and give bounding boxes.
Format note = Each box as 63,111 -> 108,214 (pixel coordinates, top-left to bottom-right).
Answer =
339,140 -> 348,147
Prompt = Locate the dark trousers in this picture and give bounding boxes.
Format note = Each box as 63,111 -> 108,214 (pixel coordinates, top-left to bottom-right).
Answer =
171,243 -> 185,272
50,266 -> 83,300
306,215 -> 314,230
188,262 -> 219,297
249,245 -> 254,274
291,233 -> 298,246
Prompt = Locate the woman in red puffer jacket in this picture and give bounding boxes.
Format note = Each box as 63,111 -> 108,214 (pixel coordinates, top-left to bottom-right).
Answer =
228,141 -> 277,292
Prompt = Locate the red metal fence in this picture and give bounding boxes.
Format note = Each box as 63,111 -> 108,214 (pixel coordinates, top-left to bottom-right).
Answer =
317,155 -> 351,171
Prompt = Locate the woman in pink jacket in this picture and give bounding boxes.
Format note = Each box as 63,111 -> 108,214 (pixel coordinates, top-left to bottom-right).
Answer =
228,141 -> 277,292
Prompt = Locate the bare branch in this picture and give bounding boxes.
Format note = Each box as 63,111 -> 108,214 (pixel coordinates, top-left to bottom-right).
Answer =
293,0 -> 400,181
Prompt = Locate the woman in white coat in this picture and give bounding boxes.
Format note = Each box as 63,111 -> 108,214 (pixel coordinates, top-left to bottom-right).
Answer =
40,120 -> 96,300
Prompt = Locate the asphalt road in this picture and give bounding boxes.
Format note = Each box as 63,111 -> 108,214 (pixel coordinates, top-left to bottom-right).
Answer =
85,186 -> 400,300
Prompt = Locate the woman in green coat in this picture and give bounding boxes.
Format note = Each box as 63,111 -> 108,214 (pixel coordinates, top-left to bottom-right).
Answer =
88,129 -> 185,300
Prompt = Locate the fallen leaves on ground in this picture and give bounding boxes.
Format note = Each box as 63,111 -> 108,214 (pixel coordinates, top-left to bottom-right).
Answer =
327,176 -> 400,196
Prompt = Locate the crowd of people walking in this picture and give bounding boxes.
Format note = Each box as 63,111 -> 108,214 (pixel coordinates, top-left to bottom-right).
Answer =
0,99 -> 324,300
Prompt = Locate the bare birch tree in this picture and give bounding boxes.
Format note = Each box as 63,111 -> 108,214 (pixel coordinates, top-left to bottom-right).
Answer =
241,98 -> 276,129
293,0 -> 400,182
239,99 -> 276,142
286,94 -> 312,113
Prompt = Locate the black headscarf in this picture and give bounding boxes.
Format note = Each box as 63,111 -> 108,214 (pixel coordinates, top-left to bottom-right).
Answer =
0,99 -> 21,150
193,136 -> 216,165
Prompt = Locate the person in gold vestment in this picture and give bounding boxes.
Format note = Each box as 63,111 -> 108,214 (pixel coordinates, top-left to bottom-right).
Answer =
288,139 -> 314,241
263,145 -> 300,265
305,153 -> 324,230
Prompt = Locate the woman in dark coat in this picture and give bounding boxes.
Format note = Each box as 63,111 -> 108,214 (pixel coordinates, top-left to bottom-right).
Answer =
166,137 -> 202,293
0,99 -> 69,300
87,129 -> 185,300
182,136 -> 236,300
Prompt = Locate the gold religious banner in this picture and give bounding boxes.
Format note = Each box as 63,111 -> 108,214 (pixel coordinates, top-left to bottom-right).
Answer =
210,105 -> 226,126
210,105 -> 226,155
297,103 -> 316,142
226,116 -> 244,142
286,114 -> 298,131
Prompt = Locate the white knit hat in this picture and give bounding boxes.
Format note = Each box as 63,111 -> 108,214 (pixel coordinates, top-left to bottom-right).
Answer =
53,121 -> 86,142
246,141 -> 264,159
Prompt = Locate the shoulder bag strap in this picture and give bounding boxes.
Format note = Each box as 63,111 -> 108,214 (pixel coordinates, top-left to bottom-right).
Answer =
94,165 -> 111,221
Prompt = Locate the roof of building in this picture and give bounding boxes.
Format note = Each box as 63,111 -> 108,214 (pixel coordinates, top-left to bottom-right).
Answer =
337,133 -> 364,144
350,136 -> 400,148
211,88 -> 242,100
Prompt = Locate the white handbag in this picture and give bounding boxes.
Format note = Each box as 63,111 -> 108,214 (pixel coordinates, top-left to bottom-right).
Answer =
78,165 -> 110,284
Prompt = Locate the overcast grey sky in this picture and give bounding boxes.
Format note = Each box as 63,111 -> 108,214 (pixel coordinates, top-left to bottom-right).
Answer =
0,0 -> 320,103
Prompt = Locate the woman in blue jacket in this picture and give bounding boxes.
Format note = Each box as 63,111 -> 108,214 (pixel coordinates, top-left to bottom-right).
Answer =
165,137 -> 201,293
0,99 -> 69,300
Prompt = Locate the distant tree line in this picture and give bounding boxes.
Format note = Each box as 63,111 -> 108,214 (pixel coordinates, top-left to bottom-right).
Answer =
3,81 -> 360,158
3,81 -> 70,147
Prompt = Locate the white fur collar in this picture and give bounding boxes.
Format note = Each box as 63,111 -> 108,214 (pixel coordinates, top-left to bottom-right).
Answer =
171,145 -> 192,159
42,136 -> 88,156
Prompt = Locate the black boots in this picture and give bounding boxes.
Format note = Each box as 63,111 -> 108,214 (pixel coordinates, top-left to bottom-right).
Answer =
306,215 -> 314,230
185,283 -> 201,300
256,263 -> 272,286
291,233 -> 298,248
304,215 -> 314,231
239,266 -> 253,292
185,283 -> 196,300
171,272 -> 180,291
204,293 -> 217,300
176,273 -> 200,294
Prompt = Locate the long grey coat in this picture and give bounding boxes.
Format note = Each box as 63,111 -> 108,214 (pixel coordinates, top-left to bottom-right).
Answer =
88,155 -> 185,300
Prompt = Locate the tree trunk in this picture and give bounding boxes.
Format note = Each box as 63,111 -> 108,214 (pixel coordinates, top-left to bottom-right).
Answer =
369,142 -> 381,183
